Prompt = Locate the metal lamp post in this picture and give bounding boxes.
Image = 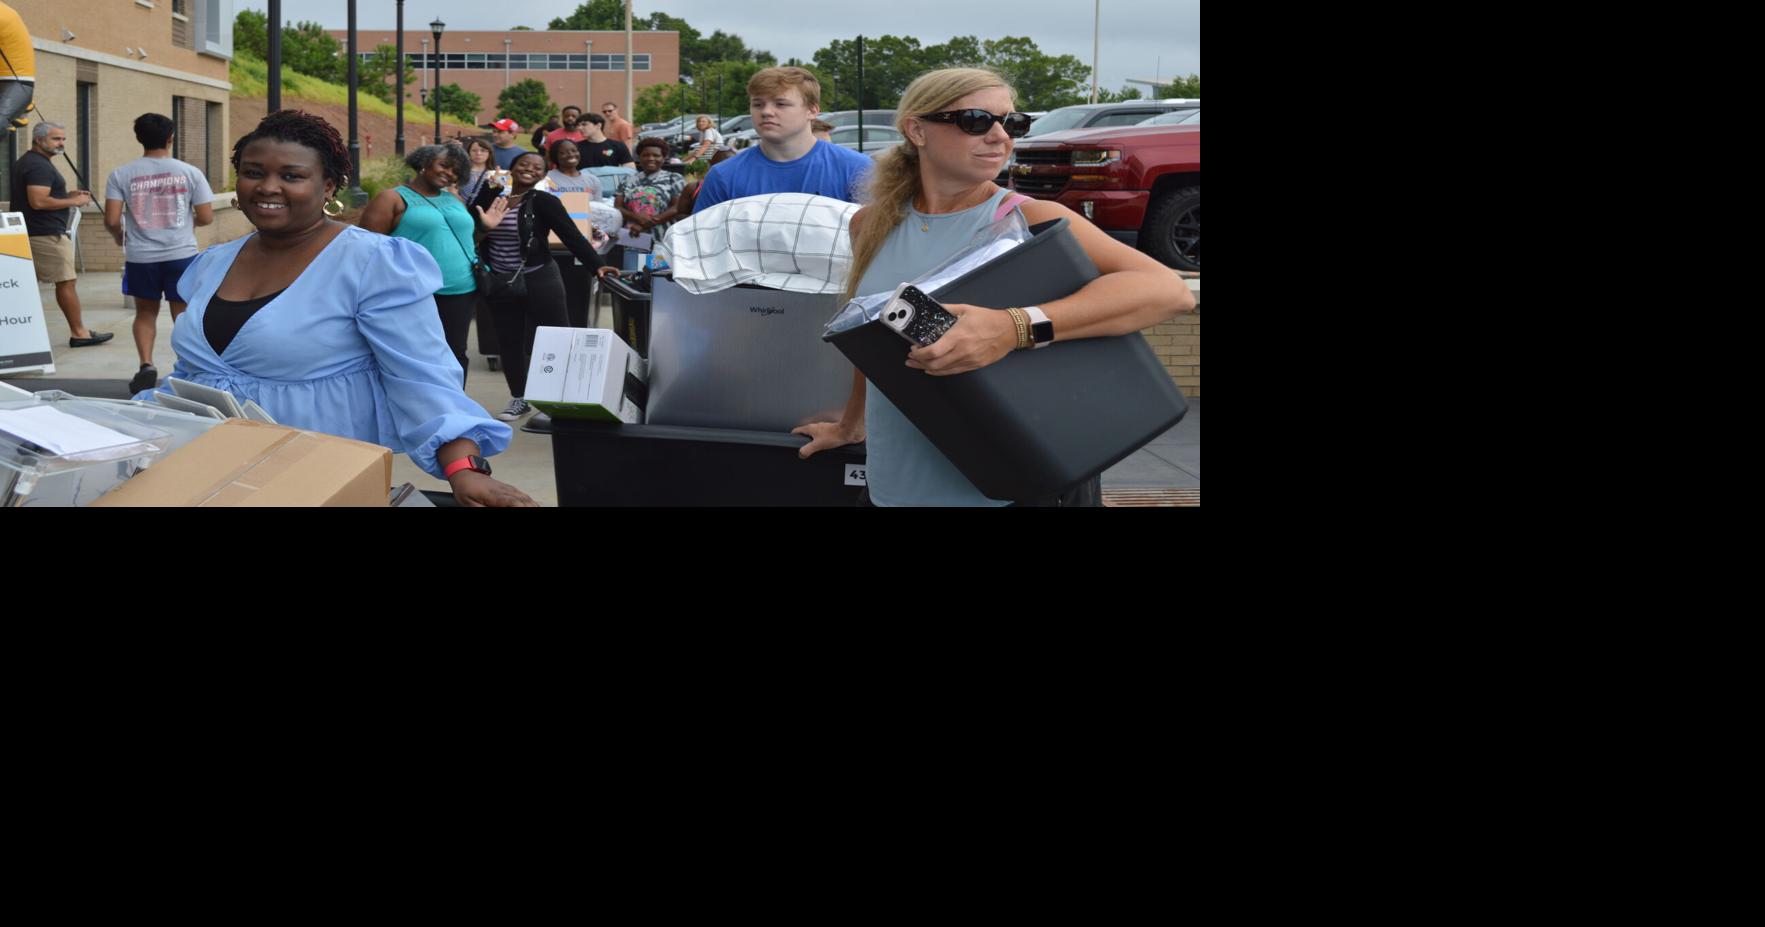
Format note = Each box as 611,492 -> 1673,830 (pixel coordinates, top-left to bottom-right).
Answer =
395,0 -> 405,155
430,17 -> 445,140
347,1 -> 365,205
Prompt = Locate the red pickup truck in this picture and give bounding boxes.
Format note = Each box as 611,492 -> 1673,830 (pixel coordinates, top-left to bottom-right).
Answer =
1009,124 -> 1200,271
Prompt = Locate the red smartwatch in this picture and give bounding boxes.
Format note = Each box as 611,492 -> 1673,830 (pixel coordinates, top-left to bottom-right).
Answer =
443,455 -> 492,479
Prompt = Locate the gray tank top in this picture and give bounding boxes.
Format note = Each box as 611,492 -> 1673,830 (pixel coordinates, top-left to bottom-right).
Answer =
853,186 -> 1014,507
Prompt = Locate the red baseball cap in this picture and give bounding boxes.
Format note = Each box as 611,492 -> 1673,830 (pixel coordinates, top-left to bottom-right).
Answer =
490,118 -> 520,132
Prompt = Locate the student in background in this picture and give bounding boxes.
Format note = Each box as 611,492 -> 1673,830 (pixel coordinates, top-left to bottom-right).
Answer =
103,112 -> 216,394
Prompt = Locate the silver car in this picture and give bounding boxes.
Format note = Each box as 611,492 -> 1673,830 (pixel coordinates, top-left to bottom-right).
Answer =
830,124 -> 903,153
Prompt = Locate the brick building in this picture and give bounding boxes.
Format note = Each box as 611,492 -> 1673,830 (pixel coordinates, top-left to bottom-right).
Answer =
326,27 -> 679,127
3,0 -> 233,207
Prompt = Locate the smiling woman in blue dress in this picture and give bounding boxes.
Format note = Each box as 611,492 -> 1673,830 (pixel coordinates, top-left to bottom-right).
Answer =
134,110 -> 536,506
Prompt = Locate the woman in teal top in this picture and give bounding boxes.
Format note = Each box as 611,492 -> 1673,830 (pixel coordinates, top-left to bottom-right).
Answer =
793,68 -> 1197,506
361,144 -> 480,384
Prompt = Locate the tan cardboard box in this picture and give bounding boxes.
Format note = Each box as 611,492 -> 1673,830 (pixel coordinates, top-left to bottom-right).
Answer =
92,419 -> 392,507
548,191 -> 598,247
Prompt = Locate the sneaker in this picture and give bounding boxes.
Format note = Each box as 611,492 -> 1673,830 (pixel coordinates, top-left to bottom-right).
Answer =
495,398 -> 532,421
128,363 -> 158,394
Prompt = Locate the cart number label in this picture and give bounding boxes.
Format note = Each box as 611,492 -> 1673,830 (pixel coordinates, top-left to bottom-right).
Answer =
844,465 -> 867,486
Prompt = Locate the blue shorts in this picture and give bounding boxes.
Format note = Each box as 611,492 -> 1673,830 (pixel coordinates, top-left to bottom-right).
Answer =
122,256 -> 197,303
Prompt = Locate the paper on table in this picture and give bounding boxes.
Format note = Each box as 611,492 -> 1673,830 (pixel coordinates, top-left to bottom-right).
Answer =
0,405 -> 137,456
615,227 -> 654,251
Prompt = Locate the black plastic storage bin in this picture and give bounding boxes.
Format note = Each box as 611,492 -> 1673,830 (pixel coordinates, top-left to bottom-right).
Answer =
600,271 -> 653,358
825,217 -> 1188,502
549,419 -> 866,506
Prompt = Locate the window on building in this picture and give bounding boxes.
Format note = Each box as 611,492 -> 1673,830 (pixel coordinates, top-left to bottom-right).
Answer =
189,0 -> 232,58
77,82 -> 95,184
396,47 -> 652,72
172,95 -> 185,161
205,101 -> 221,182
171,0 -> 193,49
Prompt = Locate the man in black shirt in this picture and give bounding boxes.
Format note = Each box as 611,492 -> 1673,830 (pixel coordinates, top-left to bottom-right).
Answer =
577,113 -> 634,168
11,122 -> 110,346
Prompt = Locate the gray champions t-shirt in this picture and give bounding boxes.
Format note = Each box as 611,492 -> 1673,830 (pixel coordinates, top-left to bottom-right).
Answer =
104,157 -> 215,263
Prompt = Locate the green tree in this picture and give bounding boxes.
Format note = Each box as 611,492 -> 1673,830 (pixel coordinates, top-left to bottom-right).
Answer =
681,60 -> 772,123
431,84 -> 482,123
360,44 -> 415,105
233,9 -> 268,60
978,36 -> 1091,110
1095,85 -> 1144,103
806,33 -> 1094,112
548,0 -> 625,30
635,81 -> 694,124
1162,73 -> 1200,98
812,35 -> 933,110
924,35 -> 984,71
497,79 -> 554,130
644,12 -> 774,75
511,25 -> 535,31
282,21 -> 345,83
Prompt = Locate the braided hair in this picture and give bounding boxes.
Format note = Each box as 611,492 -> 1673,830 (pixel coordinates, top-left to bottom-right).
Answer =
231,109 -> 352,188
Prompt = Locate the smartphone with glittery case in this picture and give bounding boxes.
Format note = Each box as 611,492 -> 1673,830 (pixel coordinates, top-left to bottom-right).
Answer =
880,284 -> 959,347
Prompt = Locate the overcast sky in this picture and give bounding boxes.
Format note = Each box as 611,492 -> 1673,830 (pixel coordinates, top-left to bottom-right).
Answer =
237,1 -> 1200,96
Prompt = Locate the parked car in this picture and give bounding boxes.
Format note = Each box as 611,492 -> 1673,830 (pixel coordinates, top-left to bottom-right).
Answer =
819,109 -> 898,130
1009,123 -> 1199,272
639,116 -> 694,139
998,100 -> 1197,185
1022,100 -> 1197,138
719,114 -> 752,135
1138,108 -> 1200,126
829,124 -> 903,153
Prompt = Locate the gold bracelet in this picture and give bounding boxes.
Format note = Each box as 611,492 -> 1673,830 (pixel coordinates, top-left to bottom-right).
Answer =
1006,307 -> 1030,350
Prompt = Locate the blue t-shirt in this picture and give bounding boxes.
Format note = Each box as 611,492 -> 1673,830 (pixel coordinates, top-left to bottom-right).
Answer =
693,141 -> 873,211
492,144 -> 530,170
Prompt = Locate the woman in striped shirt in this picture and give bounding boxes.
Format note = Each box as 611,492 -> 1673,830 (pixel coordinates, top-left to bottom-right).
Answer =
473,151 -> 616,422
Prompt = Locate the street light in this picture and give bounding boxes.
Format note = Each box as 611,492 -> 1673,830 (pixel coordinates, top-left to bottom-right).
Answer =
504,38 -> 512,88
430,17 -> 445,140
395,0 -> 405,155
347,0 -> 364,205
1090,0 -> 1100,104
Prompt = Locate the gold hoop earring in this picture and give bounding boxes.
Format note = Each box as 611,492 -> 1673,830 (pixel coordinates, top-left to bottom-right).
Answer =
323,197 -> 346,218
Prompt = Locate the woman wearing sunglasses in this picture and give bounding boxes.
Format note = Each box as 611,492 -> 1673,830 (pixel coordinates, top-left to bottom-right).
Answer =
793,68 -> 1197,506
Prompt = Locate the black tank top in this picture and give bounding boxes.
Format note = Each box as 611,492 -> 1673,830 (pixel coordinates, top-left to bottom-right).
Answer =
205,289 -> 287,355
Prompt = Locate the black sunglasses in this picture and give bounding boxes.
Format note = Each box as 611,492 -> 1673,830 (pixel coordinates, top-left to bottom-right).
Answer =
919,109 -> 1032,137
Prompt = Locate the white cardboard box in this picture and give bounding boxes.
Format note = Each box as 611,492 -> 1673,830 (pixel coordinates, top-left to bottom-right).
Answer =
524,327 -> 647,423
